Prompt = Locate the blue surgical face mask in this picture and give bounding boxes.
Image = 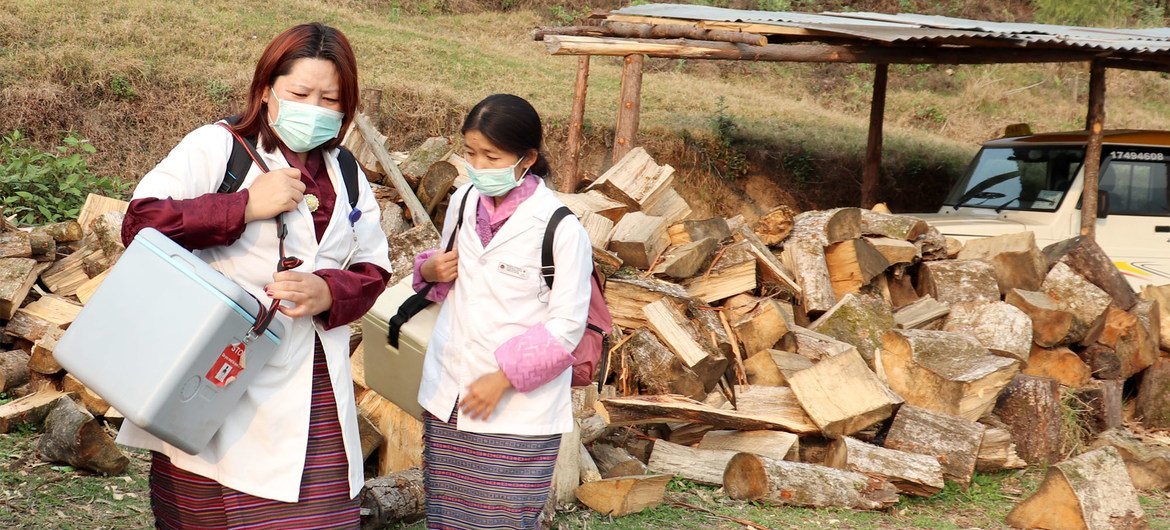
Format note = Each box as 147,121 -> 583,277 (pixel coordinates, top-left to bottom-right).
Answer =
269,88 -> 344,153
466,157 -> 524,197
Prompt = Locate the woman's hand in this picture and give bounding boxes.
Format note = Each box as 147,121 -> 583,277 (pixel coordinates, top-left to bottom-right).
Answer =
244,168 -> 305,222
266,270 -> 333,318
422,249 -> 459,282
460,371 -> 512,421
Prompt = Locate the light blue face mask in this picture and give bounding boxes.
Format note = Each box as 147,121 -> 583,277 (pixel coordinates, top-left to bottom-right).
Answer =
466,157 -> 524,197
269,88 -> 344,153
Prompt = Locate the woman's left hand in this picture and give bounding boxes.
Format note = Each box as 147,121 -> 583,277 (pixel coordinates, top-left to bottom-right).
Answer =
460,371 -> 512,421
266,271 -> 333,318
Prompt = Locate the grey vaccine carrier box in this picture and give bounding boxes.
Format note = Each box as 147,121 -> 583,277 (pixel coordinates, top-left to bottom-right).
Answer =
56,227 -> 284,455
362,275 -> 437,419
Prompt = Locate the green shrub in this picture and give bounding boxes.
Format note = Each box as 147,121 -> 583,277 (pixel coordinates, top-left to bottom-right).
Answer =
0,130 -> 129,226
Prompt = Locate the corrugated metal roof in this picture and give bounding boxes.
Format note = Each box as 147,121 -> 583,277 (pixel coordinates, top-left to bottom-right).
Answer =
610,3 -> 1170,54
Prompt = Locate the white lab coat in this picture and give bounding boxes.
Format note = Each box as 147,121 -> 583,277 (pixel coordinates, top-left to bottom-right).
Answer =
117,124 -> 391,502
416,182 -> 592,435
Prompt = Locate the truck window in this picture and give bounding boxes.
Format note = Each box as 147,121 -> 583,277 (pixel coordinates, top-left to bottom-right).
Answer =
945,147 -> 1084,211
1099,150 -> 1170,216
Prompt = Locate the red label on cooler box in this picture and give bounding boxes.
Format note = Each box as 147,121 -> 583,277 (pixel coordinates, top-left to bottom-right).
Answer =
206,342 -> 246,387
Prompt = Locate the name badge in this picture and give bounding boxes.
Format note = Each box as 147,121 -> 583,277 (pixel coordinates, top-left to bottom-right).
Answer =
497,261 -> 529,280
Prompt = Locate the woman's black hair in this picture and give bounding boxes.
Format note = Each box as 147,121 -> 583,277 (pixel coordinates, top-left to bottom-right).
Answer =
461,94 -> 551,177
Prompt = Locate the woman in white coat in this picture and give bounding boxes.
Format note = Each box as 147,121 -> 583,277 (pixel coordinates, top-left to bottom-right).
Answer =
413,94 -> 592,529
119,23 -> 391,529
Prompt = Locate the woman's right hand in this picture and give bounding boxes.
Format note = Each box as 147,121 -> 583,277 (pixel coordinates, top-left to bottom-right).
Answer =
422,249 -> 459,282
244,168 -> 305,223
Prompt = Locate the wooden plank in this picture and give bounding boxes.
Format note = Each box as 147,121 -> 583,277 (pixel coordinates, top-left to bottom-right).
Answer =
596,392 -> 818,435
353,114 -> 435,233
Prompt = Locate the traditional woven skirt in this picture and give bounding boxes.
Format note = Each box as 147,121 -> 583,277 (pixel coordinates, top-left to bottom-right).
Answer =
422,409 -> 561,530
149,339 -> 358,530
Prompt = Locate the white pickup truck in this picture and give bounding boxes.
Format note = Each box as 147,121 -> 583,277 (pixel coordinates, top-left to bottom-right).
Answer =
914,129 -> 1170,289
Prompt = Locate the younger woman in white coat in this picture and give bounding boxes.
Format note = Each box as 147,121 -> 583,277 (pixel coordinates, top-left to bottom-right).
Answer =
413,94 -> 593,529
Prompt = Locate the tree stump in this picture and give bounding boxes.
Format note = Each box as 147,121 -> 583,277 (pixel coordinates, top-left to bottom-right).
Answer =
994,374 -> 1063,466
37,397 -> 128,475
1006,446 -> 1146,530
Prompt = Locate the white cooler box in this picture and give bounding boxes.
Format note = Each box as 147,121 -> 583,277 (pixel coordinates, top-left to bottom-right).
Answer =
362,276 -> 439,419
56,227 -> 284,455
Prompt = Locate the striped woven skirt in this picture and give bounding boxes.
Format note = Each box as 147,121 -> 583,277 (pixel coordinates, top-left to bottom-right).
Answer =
422,409 -> 561,530
149,339 -> 358,529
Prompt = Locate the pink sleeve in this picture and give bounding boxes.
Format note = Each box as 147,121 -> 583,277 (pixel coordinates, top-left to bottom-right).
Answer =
412,249 -> 453,303
494,324 -> 575,392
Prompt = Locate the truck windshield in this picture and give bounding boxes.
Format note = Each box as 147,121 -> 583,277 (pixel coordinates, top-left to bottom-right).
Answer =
944,147 -> 1085,211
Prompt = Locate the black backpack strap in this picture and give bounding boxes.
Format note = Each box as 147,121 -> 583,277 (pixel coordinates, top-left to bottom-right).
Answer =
336,147 -> 359,209
542,207 -> 574,290
217,115 -> 257,194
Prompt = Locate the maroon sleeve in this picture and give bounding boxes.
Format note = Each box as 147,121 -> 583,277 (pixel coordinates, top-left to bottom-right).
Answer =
314,262 -> 391,330
121,192 -> 250,250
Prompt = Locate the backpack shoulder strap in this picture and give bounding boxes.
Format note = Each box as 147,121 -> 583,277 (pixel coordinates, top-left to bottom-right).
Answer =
336,146 -> 359,209
217,115 -> 261,194
542,206 -> 575,290
444,187 -> 473,252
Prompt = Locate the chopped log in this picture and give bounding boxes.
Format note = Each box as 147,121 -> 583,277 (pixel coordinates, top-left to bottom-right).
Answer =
1136,355 -> 1170,429
1043,236 -> 1138,310
75,268 -> 111,305
866,237 -> 918,266
4,310 -> 56,344
957,231 -> 1047,294
61,373 -> 110,417
916,259 -> 1000,304
683,240 -> 756,303
604,277 -> 690,329
723,453 -> 899,510
1095,305 -> 1157,379
859,210 -> 928,241
586,147 -> 675,210
808,293 -> 894,367
387,224 -> 439,285
1075,379 -> 1122,436
916,226 -> 950,261
689,305 -> 734,359
732,225 -> 801,299
643,299 -> 727,390
733,299 -> 791,357
824,239 -> 889,299
792,326 -> 854,362
886,270 -> 920,310
609,212 -> 669,269
1082,343 -> 1123,380
743,350 -> 785,386
651,237 -> 716,279
416,160 -> 459,217
1132,299 -> 1160,373
579,443 -> 602,483
0,390 -> 69,433
753,205 -> 797,246
665,423 -> 712,446
826,436 -> 944,497
893,296 -> 949,329
103,406 -> 123,428
787,348 -> 901,438
976,426 -> 1028,472
579,413 -> 609,445
593,247 -> 623,278
647,439 -> 738,485
781,239 -> 835,315
723,293 -> 762,324
994,374 -> 1063,466
1006,288 -> 1074,347
643,188 -> 692,226
769,350 -> 814,378
623,328 -> 706,400
37,396 -> 128,475
0,232 -> 32,259
77,193 -> 129,235
40,212 -> 124,296
0,349 -> 30,391
596,393 -> 818,435
575,474 -> 672,517
355,389 -> 422,476
883,404 -> 986,486
698,429 -> 798,462
579,210 -> 616,250
358,468 -> 426,530
357,411 -> 384,461
550,426 -> 581,504
676,217 -> 732,245
1139,284 -> 1170,350
1090,429 -> 1170,491
1024,345 -> 1091,388
1006,446 -> 1145,530
553,190 -> 630,225
790,208 -> 862,246
34,221 -> 83,243
590,442 -> 647,478
400,137 -> 452,184
0,257 -> 40,319
878,329 -> 1020,420
942,302 -> 1032,363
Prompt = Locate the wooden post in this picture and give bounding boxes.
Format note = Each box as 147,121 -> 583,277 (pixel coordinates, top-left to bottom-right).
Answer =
613,54 -> 644,165
361,88 -> 383,117
861,64 -> 888,209
563,55 -> 591,192
352,114 -> 436,233
1081,60 -> 1106,239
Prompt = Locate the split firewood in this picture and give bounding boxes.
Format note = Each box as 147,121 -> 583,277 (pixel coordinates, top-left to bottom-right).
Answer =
1138,284 -> 1170,349
586,147 -> 675,211
358,468 -> 426,530
357,411 -> 384,461
650,237 -> 717,279
1043,236 -> 1138,311
792,326 -> 854,362
883,404 -> 986,486
575,474 -> 673,517
723,293 -> 762,323
75,268 -> 111,305
37,396 -> 128,475
994,374 -> 1064,466
399,137 -> 452,185
669,217 -> 732,246
643,298 -> 728,390
786,348 -> 901,438
893,296 -> 949,330
415,160 -> 459,217
1023,345 -> 1091,388
554,190 -> 630,224
579,413 -> 609,445
1075,379 -> 1123,436
698,429 -> 798,462
0,257 -> 43,319
387,224 -> 439,285
579,443 -> 602,483
596,393 -> 818,435
1131,298 -> 1160,369
769,350 -> 814,378
103,407 -> 124,428
865,237 -> 918,266
379,202 -> 408,238
942,301 -> 1032,363
1090,429 -> 1170,491
824,238 -> 889,299
604,276 -> 690,329
41,211 -> 124,296
589,442 -> 647,478
1005,288 -> 1074,347
976,426 -> 1028,473
885,270 -> 920,309
683,240 -> 756,303
752,205 -> 797,246
808,293 -> 894,367
578,210 -> 616,250
742,350 -> 785,386
77,194 -> 129,236
647,439 -> 738,485
33,221 -> 83,244
0,349 -> 31,392
1094,303 -> 1158,379
723,453 -> 899,510
665,423 -> 713,446
593,247 -> 624,278
1006,446 -> 1146,530
826,436 -> 944,497
915,226 -> 950,261
859,210 -> 928,241
732,225 -> 800,298
0,390 -> 69,433
957,231 -> 1048,294
60,373 -> 110,418
916,259 -> 1000,304
781,238 -> 835,315
688,306 -> 735,359
878,329 -> 1019,421
1082,343 -> 1123,381
790,208 -> 862,247
733,299 -> 791,357
0,232 -> 32,259
623,328 -> 706,400
732,385 -> 820,435
549,427 -> 581,504
609,212 -> 669,269
1136,355 -> 1170,429
643,188 -> 692,226
355,388 -> 422,476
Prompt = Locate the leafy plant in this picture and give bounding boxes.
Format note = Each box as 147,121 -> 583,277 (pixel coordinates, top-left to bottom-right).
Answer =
206,79 -> 232,106
0,130 -> 129,226
110,74 -> 136,100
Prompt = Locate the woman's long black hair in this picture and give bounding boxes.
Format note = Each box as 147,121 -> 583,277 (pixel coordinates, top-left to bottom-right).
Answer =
461,94 -> 551,177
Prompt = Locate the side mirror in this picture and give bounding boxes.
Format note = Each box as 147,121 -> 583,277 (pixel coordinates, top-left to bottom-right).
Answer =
1097,190 -> 1110,219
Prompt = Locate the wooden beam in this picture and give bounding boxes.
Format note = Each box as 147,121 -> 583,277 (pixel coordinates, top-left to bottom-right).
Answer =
563,55 -> 591,192
613,54 -> 645,164
1081,60 -> 1106,240
861,64 -> 888,208
353,114 -> 436,233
